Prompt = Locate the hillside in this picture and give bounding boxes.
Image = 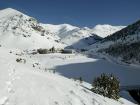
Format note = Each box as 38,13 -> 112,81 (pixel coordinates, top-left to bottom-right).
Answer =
0,47 -> 136,105
41,24 -> 124,49
0,8 -> 64,50
91,24 -> 125,38
87,19 -> 140,65
60,28 -> 102,49
41,24 -> 102,48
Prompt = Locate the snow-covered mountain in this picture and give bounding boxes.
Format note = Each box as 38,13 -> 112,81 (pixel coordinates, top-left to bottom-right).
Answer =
87,19 -> 140,65
91,24 -> 126,38
0,8 -> 125,50
0,8 -> 64,50
41,24 -> 101,49
41,24 -> 124,49
59,27 -> 102,49
41,23 -> 79,38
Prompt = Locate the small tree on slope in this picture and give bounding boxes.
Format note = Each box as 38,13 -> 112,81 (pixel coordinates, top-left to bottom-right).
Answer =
91,73 -> 120,100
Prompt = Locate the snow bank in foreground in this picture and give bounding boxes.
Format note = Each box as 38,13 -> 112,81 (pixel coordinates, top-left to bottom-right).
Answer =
0,47 -> 136,105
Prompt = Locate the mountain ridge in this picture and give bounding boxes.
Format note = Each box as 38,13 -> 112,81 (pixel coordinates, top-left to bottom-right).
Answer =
87,19 -> 140,65
0,8 -> 125,49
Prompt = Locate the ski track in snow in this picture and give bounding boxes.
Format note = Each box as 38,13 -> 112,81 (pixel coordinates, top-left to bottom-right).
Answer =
0,97 -> 8,105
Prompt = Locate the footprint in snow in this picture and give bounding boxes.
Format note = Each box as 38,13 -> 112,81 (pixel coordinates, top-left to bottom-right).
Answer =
0,97 -> 8,105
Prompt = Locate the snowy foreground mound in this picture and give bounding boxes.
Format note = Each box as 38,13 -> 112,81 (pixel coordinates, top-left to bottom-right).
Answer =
0,47 -> 136,105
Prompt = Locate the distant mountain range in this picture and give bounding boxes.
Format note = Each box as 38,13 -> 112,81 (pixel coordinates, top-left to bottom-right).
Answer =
0,8 -> 125,50
41,23 -> 125,49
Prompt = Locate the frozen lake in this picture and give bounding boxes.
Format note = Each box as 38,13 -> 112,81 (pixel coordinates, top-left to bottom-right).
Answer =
55,57 -> 140,86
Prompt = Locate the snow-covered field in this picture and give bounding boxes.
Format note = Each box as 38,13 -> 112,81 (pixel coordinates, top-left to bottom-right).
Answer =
0,47 -> 136,105
91,24 -> 125,38
24,52 -> 140,86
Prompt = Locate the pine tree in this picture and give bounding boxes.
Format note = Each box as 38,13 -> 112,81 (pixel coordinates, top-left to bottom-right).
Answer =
91,73 -> 120,100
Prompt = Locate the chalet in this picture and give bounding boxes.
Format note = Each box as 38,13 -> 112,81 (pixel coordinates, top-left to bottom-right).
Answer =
62,49 -> 75,54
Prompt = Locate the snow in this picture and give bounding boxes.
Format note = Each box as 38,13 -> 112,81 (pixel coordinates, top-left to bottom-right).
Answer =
41,23 -> 78,36
0,8 -> 65,50
0,47 -> 136,105
0,8 -> 22,19
0,9 -> 125,50
41,23 -> 125,49
92,24 -> 125,38
0,8 -> 137,105
41,24 -> 96,48
0,97 -> 8,105
86,23 -> 140,66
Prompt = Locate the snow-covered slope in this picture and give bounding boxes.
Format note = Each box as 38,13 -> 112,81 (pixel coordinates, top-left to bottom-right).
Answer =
86,19 -> 140,65
60,28 -> 102,49
41,23 -> 78,38
91,24 -> 125,38
41,24 -> 102,49
0,8 -> 64,50
0,47 -> 136,105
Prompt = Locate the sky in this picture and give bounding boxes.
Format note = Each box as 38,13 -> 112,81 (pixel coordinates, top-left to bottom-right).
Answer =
0,0 -> 140,27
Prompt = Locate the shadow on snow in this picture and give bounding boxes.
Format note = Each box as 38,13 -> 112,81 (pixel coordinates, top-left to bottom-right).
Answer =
55,59 -> 140,86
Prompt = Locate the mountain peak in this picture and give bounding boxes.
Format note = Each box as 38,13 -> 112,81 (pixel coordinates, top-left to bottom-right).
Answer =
94,24 -> 125,29
0,8 -> 23,19
0,8 -> 21,13
2,8 -> 18,11
95,24 -> 112,27
92,24 -> 126,38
